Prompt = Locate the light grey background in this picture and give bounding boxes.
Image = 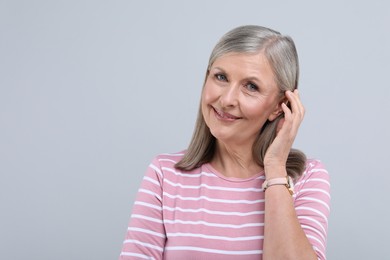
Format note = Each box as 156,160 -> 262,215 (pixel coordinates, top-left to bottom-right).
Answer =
1,0 -> 389,259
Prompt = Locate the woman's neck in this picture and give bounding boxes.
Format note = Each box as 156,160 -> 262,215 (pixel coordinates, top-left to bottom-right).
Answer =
210,142 -> 263,178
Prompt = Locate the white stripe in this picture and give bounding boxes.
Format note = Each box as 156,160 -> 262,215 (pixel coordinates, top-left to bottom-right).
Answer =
295,178 -> 330,187
158,158 -> 178,163
159,153 -> 184,156
144,176 -> 160,186
295,196 -> 330,211
149,164 -> 162,178
163,192 -> 264,204
128,227 -> 166,238
296,188 -> 330,198
308,168 -> 329,175
301,224 -> 325,241
295,206 -> 328,224
135,201 -> 162,211
120,252 -> 155,260
124,239 -> 163,252
167,232 -> 263,241
306,234 -> 325,250
255,175 -> 266,180
163,205 -> 264,216
162,167 -> 217,178
298,216 -> 326,234
164,178 -> 262,192
138,189 -> 162,201
131,214 -> 163,224
313,246 -> 324,260
163,219 -> 263,229
165,246 -> 262,255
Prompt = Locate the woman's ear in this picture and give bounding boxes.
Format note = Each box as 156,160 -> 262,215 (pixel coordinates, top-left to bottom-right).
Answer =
268,99 -> 287,122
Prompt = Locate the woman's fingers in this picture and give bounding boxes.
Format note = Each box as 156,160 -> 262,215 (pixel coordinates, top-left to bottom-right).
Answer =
286,90 -> 305,119
279,90 -> 305,139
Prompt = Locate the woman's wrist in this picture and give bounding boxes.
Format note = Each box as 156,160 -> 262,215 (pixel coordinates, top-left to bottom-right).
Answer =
262,176 -> 294,195
264,165 -> 287,179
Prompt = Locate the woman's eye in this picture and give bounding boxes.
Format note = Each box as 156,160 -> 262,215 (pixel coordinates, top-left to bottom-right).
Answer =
215,73 -> 227,81
245,82 -> 259,92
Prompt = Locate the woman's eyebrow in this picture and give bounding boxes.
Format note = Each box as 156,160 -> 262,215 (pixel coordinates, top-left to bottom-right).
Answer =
211,66 -> 225,72
210,66 -> 266,87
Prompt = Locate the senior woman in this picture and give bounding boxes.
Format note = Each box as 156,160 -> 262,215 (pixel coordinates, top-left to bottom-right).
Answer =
120,25 -> 330,260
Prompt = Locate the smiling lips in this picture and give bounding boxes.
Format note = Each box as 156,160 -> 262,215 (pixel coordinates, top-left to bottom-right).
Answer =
212,106 -> 242,121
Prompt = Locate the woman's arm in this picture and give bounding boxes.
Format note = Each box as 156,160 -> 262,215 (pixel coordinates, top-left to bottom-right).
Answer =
119,157 -> 166,260
262,90 -> 329,260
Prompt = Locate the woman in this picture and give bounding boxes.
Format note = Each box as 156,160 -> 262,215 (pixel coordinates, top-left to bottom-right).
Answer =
120,25 -> 330,260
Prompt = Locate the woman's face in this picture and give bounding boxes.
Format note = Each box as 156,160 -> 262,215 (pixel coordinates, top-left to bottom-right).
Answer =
201,52 -> 283,148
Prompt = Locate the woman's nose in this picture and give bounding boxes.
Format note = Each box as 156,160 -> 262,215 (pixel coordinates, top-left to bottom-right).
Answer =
220,85 -> 239,108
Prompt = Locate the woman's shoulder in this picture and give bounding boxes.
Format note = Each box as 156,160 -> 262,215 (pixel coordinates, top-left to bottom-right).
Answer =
147,150 -> 205,179
153,150 -> 186,163
304,158 -> 328,176
295,158 -> 330,189
148,150 -> 186,170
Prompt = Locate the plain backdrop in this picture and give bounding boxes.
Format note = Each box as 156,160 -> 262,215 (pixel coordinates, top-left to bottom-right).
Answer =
1,0 -> 389,259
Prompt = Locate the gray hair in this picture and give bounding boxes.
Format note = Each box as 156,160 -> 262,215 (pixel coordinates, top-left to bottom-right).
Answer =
209,25 -> 299,95
176,25 -> 306,180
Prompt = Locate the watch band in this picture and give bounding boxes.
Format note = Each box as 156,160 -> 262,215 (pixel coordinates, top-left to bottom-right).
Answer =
262,176 -> 294,195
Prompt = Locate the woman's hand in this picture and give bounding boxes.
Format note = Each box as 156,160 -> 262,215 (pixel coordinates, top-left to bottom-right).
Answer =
264,89 -> 305,178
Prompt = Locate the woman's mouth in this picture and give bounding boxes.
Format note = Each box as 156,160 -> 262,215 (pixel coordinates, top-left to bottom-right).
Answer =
212,107 -> 242,121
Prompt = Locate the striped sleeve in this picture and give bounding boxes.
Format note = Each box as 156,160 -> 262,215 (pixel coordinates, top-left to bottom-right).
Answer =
119,157 -> 166,260
294,160 -> 330,260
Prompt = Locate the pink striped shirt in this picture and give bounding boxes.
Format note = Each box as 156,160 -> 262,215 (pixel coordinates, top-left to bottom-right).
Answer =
119,152 -> 330,259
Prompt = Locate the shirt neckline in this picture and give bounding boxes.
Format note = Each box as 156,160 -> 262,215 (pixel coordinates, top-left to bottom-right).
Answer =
203,163 -> 265,183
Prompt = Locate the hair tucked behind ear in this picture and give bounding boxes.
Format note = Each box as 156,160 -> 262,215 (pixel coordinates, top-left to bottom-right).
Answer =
175,25 -> 306,180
